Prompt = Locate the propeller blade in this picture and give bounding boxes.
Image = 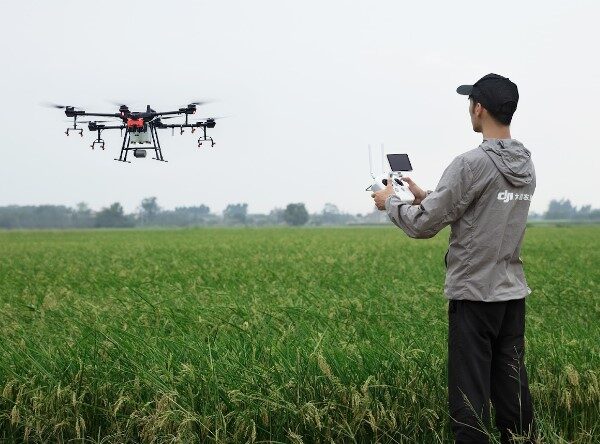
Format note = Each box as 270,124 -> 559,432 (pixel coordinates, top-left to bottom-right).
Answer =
194,115 -> 228,121
188,100 -> 213,106
42,102 -> 82,110
63,119 -> 118,123
108,100 -> 133,110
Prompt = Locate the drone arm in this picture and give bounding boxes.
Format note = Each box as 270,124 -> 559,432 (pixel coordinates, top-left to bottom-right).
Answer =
88,124 -> 125,131
153,109 -> 194,117
154,103 -> 198,117
80,112 -> 122,118
98,125 -> 126,129
154,111 -> 182,117
155,122 -> 208,129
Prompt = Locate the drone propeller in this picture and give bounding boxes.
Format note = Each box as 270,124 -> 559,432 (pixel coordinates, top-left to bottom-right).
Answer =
109,100 -> 131,107
63,118 -> 117,123
194,115 -> 228,122
76,119 -> 116,124
108,100 -> 133,112
188,100 -> 212,107
42,102 -> 82,110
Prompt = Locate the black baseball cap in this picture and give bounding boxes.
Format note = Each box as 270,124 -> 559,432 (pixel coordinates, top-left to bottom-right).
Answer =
457,73 -> 519,118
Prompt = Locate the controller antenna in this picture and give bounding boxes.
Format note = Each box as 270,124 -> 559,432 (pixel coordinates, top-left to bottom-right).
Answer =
381,143 -> 393,179
368,144 -> 376,179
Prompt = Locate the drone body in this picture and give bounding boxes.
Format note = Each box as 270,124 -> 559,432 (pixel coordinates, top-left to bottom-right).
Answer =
50,102 -> 219,163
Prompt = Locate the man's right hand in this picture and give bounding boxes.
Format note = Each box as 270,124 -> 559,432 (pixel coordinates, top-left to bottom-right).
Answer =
402,177 -> 428,205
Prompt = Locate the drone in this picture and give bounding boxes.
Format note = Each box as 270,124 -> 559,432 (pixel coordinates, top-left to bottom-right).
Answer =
46,102 -> 220,163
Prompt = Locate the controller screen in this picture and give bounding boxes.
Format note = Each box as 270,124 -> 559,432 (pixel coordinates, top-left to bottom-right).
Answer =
387,154 -> 413,172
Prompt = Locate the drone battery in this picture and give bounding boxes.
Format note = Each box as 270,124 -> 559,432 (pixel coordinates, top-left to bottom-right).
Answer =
133,149 -> 147,158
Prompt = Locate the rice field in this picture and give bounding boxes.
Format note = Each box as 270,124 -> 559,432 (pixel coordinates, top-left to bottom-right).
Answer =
0,226 -> 598,443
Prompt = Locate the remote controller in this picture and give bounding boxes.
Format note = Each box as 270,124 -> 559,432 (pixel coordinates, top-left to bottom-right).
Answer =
368,172 -> 415,204
366,147 -> 415,205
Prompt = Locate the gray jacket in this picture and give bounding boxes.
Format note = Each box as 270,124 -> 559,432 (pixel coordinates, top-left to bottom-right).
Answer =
385,138 -> 536,302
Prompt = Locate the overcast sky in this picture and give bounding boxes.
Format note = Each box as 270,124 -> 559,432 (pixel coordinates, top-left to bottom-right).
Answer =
1,0 -> 598,215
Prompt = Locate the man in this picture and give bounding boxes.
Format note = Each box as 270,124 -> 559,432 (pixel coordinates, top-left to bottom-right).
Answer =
371,74 -> 536,443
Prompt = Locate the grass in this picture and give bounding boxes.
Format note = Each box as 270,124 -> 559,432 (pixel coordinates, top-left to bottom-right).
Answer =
0,226 -> 598,443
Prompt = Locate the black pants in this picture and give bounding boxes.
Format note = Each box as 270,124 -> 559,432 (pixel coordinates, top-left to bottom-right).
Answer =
448,298 -> 535,444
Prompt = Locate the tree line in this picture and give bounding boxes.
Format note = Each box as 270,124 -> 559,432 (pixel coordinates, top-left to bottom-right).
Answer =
528,199 -> 600,221
0,197 -> 597,229
0,198 -> 381,229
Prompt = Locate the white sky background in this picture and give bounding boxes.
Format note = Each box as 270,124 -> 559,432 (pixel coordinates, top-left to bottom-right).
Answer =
0,0 -> 598,215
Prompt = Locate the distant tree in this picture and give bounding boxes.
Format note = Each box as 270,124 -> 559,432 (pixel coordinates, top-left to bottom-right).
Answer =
223,203 -> 248,225
95,202 -> 134,228
268,208 -> 285,225
139,197 -> 160,225
246,213 -> 271,226
283,203 -> 309,226
0,206 -> 22,229
527,211 -> 543,221
544,199 -> 575,220
321,203 -> 342,225
33,205 -> 73,228
357,208 -> 389,224
176,205 -> 210,217
156,205 -> 212,226
574,205 -> 592,220
311,203 -> 357,226
173,205 -> 211,225
323,203 -> 339,214
0,205 -> 73,229
76,202 -> 91,214
73,202 -> 94,228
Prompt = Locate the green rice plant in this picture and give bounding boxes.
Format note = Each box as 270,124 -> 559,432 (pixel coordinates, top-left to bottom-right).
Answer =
0,226 -> 598,443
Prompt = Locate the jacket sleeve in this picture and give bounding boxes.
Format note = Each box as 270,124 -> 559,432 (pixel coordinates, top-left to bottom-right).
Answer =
384,155 -> 478,239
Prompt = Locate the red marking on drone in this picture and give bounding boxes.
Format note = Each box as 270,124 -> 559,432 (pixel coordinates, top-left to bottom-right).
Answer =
127,118 -> 144,129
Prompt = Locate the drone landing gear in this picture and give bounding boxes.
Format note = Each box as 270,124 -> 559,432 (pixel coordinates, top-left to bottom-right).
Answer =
196,127 -> 215,148
91,129 -> 105,150
65,128 -> 84,137
197,137 -> 215,148
92,139 -> 105,150
115,130 -> 132,163
150,125 -> 167,162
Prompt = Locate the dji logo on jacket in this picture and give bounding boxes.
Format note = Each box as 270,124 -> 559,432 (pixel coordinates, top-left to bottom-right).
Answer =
497,190 -> 533,203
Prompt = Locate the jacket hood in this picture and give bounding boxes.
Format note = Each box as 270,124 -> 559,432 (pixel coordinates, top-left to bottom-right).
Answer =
481,139 -> 533,187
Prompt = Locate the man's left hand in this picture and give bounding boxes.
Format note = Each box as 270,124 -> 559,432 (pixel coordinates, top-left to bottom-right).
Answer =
371,179 -> 394,210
